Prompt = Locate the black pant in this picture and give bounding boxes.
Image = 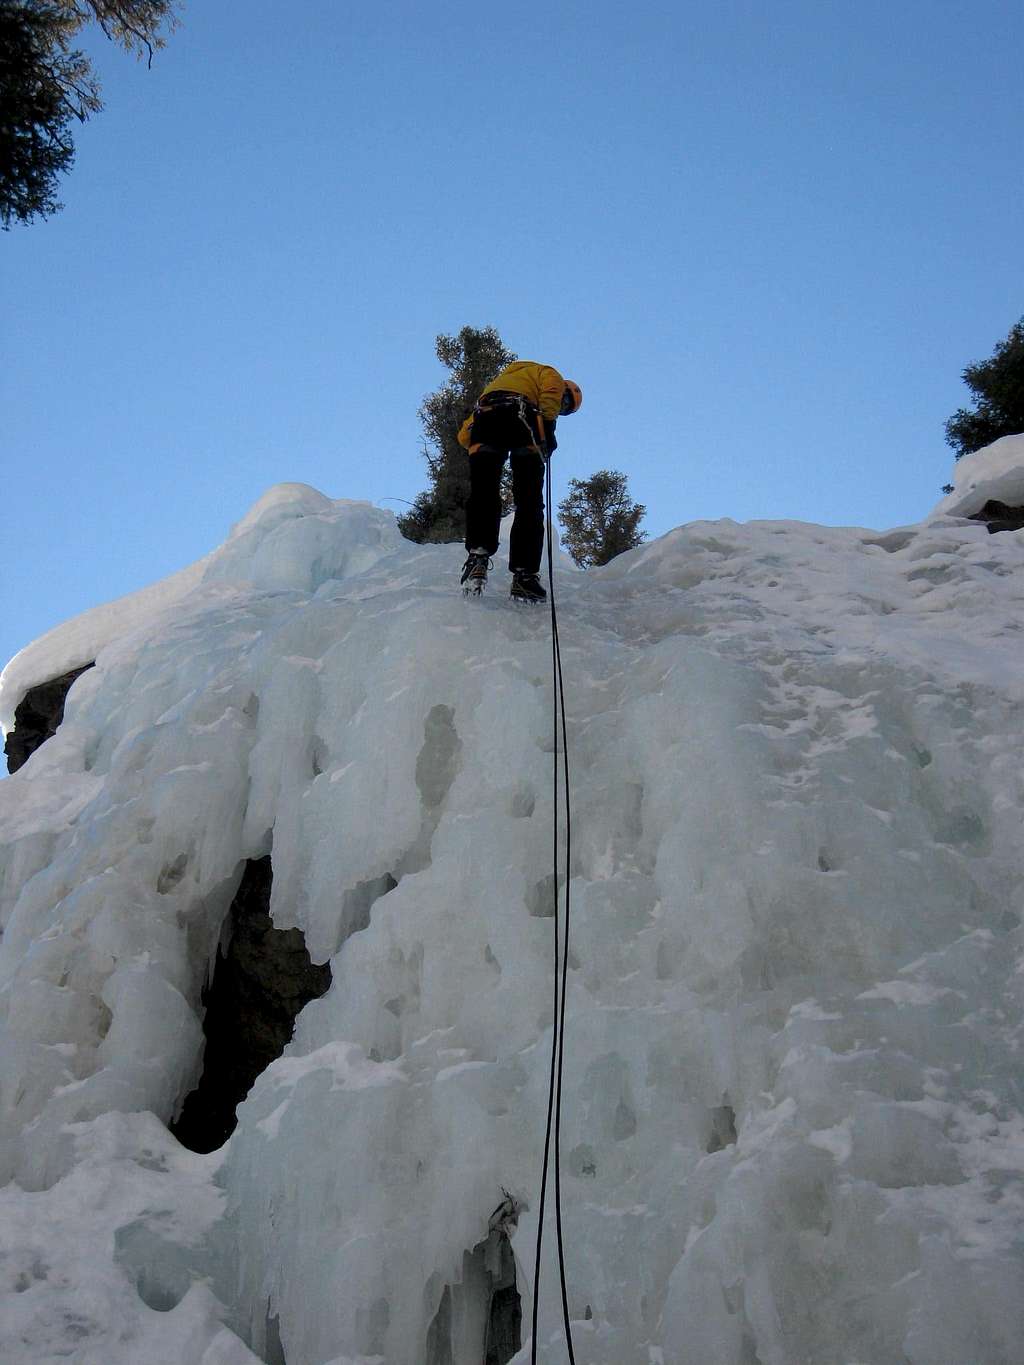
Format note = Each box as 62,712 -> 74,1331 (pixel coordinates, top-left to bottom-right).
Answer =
464,407 -> 546,573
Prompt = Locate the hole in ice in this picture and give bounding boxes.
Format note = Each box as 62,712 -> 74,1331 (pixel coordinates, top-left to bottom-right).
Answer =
62,1312 -> 96,1341
115,1220 -> 193,1313
510,784 -> 536,818
134,1148 -> 169,1172
360,1297 -> 390,1355
817,851 -> 834,872
970,498 -> 1024,532
4,661 -> 95,774
614,1098 -> 637,1141
416,704 -> 462,810
723,1281 -> 743,1314
13,1257 -> 48,1292
425,1284 -> 452,1365
310,736 -> 328,778
157,853 -> 189,894
569,1143 -> 597,1177
170,856 -> 332,1153
486,1277 -> 522,1364
913,745 -> 933,768
264,1306 -> 287,1365
526,872 -> 560,918
484,944 -> 501,974
334,871 -> 399,953
706,1103 -> 738,1153
934,810 -> 987,849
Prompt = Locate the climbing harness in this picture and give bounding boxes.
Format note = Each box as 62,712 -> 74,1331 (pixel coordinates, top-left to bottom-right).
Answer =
530,452 -> 578,1365
467,391 -> 548,459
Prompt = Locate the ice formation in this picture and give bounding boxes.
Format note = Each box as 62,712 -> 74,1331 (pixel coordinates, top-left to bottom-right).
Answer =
934,433 -> 1024,519
1,451 -> 1023,1364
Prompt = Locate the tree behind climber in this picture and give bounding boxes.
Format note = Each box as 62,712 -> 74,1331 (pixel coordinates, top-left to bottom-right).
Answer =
458,361 -> 583,602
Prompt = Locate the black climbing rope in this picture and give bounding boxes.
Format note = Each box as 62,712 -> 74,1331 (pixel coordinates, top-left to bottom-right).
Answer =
531,453 -> 577,1365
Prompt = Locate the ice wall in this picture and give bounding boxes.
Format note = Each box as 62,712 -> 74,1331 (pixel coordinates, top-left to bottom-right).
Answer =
1,467 -> 1023,1364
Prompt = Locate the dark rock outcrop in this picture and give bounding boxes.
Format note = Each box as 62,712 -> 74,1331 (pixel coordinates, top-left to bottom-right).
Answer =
968,499 -> 1024,534
4,663 -> 95,774
171,856 -> 332,1153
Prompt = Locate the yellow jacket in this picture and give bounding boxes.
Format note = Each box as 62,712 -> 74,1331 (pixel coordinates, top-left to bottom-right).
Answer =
458,360 -> 566,450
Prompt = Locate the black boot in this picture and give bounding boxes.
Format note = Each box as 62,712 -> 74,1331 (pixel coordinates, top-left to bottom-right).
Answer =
461,550 -> 491,595
510,570 -> 547,604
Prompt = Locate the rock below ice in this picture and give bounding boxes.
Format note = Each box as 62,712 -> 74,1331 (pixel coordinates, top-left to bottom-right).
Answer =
1,470 -> 1023,1364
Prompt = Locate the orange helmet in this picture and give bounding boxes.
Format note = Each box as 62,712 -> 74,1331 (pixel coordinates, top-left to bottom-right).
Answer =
560,379 -> 583,415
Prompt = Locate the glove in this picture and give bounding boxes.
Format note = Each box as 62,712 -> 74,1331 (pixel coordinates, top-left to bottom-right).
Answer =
542,417 -> 558,456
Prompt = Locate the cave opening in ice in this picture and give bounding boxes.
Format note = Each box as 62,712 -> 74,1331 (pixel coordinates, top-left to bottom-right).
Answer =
3,662 -> 95,773
171,856 -> 332,1154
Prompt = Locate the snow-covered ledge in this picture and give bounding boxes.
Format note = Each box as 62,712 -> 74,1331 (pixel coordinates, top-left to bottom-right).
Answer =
932,433 -> 1024,531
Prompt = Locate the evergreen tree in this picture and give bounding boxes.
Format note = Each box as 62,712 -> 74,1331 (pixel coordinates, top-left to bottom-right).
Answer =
944,317 -> 1024,460
398,325 -> 516,544
557,469 -> 647,568
0,0 -> 179,229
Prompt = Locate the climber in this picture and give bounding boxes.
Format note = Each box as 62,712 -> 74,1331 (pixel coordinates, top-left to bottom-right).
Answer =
458,361 -> 583,603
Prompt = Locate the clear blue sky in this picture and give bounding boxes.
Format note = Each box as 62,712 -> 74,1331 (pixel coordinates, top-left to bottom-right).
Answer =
3,0 -> 1022,673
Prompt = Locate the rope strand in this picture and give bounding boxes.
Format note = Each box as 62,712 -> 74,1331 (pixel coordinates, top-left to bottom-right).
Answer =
531,454 -> 577,1364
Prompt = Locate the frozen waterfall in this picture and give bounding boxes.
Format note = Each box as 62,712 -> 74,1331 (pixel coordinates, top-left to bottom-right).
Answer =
1,442 -> 1023,1364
